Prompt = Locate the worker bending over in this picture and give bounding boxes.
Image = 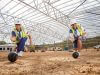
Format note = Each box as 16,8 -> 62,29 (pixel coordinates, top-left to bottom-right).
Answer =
69,19 -> 86,52
11,22 -> 32,56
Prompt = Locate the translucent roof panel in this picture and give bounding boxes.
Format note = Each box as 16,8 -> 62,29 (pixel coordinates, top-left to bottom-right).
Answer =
0,0 -> 100,44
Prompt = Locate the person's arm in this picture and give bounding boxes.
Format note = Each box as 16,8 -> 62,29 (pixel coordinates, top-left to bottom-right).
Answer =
69,29 -> 74,42
10,31 -> 16,42
81,26 -> 86,36
26,31 -> 32,45
28,34 -> 32,45
23,27 -> 32,45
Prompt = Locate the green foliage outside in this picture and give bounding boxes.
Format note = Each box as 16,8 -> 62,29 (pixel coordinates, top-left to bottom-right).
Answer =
0,41 -> 6,45
83,36 -> 100,48
40,36 -> 100,50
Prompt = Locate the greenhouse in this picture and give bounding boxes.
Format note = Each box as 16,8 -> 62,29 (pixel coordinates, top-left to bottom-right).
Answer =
0,0 -> 100,75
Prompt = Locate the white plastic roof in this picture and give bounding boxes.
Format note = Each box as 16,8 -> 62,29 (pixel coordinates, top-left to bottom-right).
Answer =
0,0 -> 100,45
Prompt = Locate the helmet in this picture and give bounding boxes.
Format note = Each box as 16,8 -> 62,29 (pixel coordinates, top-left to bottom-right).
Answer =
15,21 -> 21,25
70,19 -> 77,25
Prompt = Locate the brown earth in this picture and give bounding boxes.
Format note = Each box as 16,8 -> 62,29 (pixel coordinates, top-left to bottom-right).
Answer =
0,49 -> 100,75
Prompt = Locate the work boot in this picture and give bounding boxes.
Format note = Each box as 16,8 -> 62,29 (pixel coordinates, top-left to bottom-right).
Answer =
18,51 -> 23,57
20,51 -> 23,56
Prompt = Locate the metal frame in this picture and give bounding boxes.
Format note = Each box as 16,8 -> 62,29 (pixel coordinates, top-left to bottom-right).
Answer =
0,0 -> 100,44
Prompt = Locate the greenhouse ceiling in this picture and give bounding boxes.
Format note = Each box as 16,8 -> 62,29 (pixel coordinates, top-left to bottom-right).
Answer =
0,0 -> 100,44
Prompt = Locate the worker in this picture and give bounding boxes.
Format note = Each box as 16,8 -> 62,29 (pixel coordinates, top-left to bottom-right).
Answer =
69,19 -> 86,52
10,22 -> 32,56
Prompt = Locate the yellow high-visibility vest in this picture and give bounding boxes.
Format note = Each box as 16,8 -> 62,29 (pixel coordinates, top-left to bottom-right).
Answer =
13,27 -> 28,43
71,24 -> 84,36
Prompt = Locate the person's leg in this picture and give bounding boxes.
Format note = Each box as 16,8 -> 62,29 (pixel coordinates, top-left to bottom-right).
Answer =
17,43 -> 20,53
73,40 -> 78,51
17,38 -> 27,53
77,39 -> 82,52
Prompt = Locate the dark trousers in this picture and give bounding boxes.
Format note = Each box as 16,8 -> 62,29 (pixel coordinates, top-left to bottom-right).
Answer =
17,38 -> 27,52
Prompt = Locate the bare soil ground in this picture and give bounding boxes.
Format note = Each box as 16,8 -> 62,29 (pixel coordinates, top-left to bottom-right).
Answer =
0,49 -> 100,75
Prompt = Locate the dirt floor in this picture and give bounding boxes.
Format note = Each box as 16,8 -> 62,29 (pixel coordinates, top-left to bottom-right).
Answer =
0,49 -> 100,75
